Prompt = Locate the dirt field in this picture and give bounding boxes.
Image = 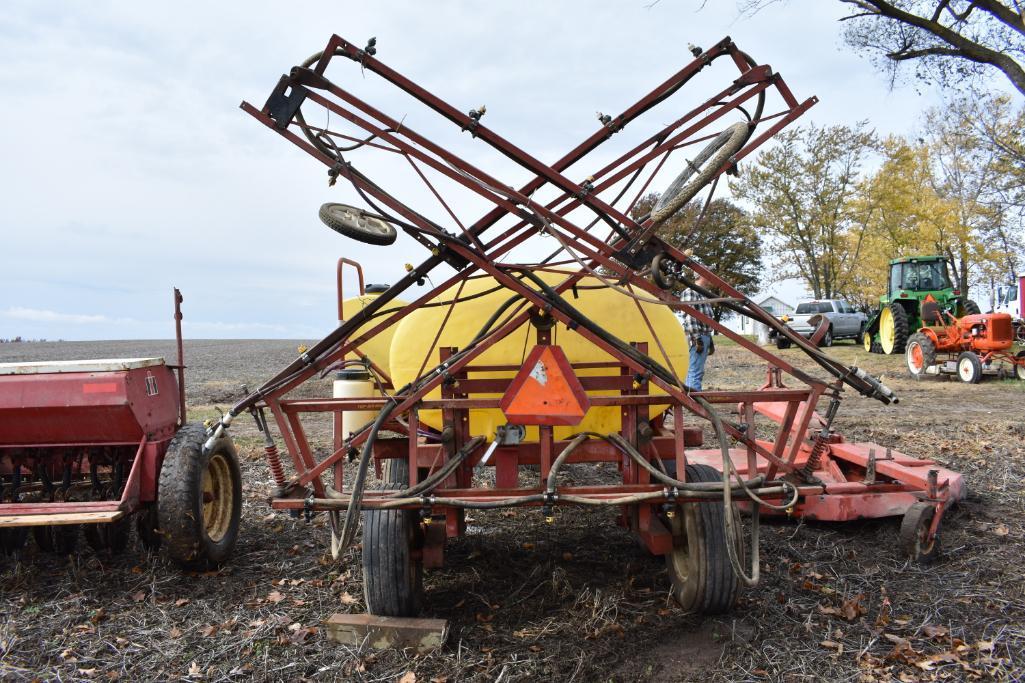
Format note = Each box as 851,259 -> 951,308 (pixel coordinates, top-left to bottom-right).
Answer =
1,338 -> 1023,682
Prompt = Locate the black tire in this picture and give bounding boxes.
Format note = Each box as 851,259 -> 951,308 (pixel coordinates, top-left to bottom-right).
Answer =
905,332 -> 936,381
961,299 -> 981,316
651,123 -> 749,224
882,302 -> 910,355
956,351 -> 982,384
361,458 -> 425,617
158,423 -> 242,570
899,502 -> 941,563
319,203 -> 397,246
665,464 -> 742,614
32,524 -> 77,555
776,336 -> 791,350
1016,350 -> 1025,381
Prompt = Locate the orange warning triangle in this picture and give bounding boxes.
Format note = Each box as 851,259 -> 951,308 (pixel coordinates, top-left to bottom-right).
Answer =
500,345 -> 590,426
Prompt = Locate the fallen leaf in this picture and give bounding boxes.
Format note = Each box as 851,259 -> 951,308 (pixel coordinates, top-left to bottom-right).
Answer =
187,661 -> 202,679
267,591 -> 285,604
915,651 -> 960,670
78,669 -> 98,678
169,627 -> 183,639
398,672 -> 416,683
522,542 -> 535,551
131,591 -> 147,603
993,524 -> 1010,536
340,592 -> 358,605
922,624 -> 948,639
200,624 -> 218,638
174,598 -> 190,607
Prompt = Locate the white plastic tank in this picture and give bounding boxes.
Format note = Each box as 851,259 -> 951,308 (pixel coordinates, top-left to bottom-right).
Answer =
333,368 -> 378,439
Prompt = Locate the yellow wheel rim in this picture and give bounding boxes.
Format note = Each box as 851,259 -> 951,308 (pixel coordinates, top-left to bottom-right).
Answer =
863,331 -> 873,352
879,307 -> 896,354
201,453 -> 234,542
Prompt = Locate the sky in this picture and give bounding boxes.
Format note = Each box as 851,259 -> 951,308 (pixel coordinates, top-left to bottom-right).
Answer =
0,0 -> 952,341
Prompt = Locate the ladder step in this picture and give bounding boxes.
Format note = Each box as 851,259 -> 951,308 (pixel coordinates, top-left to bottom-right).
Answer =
0,511 -> 125,527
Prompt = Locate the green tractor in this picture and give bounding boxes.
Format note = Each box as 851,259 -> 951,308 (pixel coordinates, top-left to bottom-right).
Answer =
863,255 -> 980,354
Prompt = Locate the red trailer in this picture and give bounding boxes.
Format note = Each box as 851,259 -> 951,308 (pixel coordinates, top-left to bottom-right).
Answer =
0,291 -> 242,567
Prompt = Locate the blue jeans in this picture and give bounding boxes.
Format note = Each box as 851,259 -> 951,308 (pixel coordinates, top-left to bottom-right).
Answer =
686,333 -> 711,391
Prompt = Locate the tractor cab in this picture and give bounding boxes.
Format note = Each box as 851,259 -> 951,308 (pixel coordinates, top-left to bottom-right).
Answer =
863,255 -> 979,355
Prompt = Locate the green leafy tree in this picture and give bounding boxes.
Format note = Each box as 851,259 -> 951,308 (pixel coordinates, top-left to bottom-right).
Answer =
729,123 -> 878,300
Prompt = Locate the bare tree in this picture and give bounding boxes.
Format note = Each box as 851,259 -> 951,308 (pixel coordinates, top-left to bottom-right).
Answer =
740,1 -> 1025,95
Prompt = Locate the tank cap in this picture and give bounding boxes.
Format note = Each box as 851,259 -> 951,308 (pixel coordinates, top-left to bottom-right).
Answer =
364,284 -> 389,294
336,368 -> 372,380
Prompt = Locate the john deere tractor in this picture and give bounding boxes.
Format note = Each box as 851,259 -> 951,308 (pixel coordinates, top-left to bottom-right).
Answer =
863,255 -> 980,354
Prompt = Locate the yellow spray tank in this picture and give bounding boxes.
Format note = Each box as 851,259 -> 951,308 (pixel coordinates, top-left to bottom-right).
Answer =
340,283 -> 407,371
388,272 -> 689,440
335,283 -> 407,439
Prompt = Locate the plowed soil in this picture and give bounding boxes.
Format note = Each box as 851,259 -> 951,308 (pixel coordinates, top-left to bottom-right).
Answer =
0,338 -> 1022,682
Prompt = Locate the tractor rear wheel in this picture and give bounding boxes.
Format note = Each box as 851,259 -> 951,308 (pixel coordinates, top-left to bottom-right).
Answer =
957,351 -> 983,384
665,464 -> 742,614
900,502 -> 941,563
879,303 -> 910,355
961,299 -> 981,316
1015,350 -> 1025,381
158,423 -> 242,570
905,332 -> 936,380
361,458 -> 425,617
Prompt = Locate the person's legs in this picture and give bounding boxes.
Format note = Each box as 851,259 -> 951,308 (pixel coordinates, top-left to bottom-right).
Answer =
685,333 -> 711,391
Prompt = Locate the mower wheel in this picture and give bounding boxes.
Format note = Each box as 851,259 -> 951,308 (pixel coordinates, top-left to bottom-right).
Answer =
961,299 -> 981,316
33,524 -> 78,555
776,336 -> 791,350
665,464 -> 742,614
1015,350 -> 1025,381
158,423 -> 242,570
319,203 -> 397,246
879,303 -> 910,355
956,351 -> 983,384
900,502 -> 941,564
361,459 -> 425,617
905,332 -> 936,380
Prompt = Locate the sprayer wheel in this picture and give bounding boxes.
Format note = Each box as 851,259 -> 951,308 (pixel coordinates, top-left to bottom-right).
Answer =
361,460 -> 425,617
158,423 -> 242,570
651,122 -> 749,224
899,502 -> 941,564
665,464 -> 743,614
319,203 -> 398,246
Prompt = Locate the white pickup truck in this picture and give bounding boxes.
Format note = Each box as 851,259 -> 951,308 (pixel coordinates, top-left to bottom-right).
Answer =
773,299 -> 868,349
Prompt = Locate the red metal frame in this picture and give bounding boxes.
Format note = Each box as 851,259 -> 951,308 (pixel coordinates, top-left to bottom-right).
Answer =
226,35 -> 963,565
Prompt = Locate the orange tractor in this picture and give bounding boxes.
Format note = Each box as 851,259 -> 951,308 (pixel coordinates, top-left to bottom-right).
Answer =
905,296 -> 1025,382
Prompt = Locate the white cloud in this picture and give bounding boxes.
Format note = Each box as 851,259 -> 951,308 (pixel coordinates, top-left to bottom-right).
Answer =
2,307 -> 111,324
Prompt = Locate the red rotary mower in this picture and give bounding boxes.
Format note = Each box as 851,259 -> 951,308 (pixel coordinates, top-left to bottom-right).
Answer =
0,291 -> 242,567
905,295 -> 1025,383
